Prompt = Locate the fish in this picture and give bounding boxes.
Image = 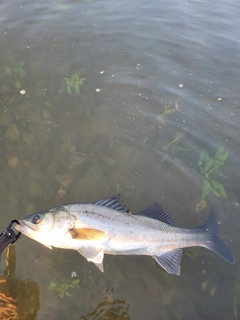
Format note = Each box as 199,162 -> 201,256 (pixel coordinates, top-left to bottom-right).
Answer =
13,195 -> 234,275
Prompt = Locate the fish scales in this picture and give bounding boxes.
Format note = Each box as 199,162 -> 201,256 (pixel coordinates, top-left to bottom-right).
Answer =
14,195 -> 234,275
69,204 -> 208,252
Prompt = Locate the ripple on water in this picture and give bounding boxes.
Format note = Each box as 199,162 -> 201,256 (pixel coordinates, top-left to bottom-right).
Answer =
107,46 -> 163,87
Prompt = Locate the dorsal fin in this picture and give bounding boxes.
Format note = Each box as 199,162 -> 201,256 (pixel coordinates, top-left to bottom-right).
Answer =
137,203 -> 175,225
94,194 -> 127,212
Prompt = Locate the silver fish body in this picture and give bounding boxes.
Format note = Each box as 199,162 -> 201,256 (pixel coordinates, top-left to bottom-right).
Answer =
14,195 -> 234,275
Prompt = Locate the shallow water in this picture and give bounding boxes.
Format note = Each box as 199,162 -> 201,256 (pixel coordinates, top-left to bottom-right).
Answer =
0,0 -> 240,319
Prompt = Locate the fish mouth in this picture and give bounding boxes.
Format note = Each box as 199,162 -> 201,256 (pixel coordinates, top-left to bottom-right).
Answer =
13,220 -> 37,235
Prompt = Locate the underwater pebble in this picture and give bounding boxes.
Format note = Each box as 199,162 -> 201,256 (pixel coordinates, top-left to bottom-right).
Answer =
36,88 -> 47,98
18,102 -> 31,112
0,110 -> 12,127
68,154 -> 87,168
23,133 -> 35,145
28,180 -> 44,197
0,85 -> 9,94
27,202 -> 37,213
96,88 -> 100,92
58,187 -> 66,199
100,71 -> 104,74
5,124 -> 20,141
8,157 -> 18,168
178,84 -> 184,88
61,180 -> 71,188
101,154 -> 116,167
42,109 -> 51,119
20,89 -> 26,95
118,145 -> 132,160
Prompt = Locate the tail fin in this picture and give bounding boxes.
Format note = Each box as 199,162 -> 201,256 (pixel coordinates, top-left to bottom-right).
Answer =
202,210 -> 234,264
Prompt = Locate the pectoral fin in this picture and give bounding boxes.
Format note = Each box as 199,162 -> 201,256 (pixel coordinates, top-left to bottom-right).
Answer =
77,247 -> 104,272
70,228 -> 106,240
153,249 -> 183,275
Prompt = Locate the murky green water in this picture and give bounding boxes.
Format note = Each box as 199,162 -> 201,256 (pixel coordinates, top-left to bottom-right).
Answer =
0,0 -> 240,319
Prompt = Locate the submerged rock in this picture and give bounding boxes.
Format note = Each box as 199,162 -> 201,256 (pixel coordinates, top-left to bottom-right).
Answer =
27,202 -> 37,213
28,180 -> 44,197
0,110 -> 12,127
23,132 -> 36,145
8,157 -> 18,168
57,187 -> 66,199
5,124 -> 20,141
42,109 -> 51,119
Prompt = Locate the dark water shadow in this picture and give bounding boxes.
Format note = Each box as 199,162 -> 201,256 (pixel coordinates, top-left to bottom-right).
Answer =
0,245 -> 40,320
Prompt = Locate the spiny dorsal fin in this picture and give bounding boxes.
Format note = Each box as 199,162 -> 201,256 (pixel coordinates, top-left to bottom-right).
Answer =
94,194 -> 127,212
137,203 -> 175,225
70,228 -> 106,240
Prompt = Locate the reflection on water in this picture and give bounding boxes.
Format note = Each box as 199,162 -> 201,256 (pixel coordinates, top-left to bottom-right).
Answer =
80,292 -> 130,320
0,246 -> 40,320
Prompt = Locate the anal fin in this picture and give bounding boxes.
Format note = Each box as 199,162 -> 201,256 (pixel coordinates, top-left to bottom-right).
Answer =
153,249 -> 183,275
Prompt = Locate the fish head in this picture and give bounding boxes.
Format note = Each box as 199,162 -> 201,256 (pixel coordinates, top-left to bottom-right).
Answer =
14,206 -> 76,249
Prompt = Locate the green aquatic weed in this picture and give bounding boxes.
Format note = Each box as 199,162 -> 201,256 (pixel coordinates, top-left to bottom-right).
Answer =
165,139 -> 191,156
5,62 -> 26,89
198,146 -> 228,199
161,133 -> 191,163
48,278 -> 80,298
5,62 -> 26,78
64,74 -> 85,94
156,101 -> 180,127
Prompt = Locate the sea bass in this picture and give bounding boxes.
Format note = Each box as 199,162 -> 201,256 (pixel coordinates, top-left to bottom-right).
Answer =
14,195 -> 234,275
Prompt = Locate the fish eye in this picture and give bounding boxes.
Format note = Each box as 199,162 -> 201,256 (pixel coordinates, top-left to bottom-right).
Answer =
32,214 -> 41,224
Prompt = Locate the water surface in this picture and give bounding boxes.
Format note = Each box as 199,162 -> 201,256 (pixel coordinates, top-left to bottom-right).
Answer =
0,0 -> 240,319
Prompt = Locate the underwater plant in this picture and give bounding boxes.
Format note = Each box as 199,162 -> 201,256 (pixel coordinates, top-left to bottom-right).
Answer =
64,74 -> 85,94
197,146 -> 228,199
5,62 -> 26,89
161,133 -> 191,163
165,135 -> 191,156
48,278 -> 79,298
156,101 -> 179,127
